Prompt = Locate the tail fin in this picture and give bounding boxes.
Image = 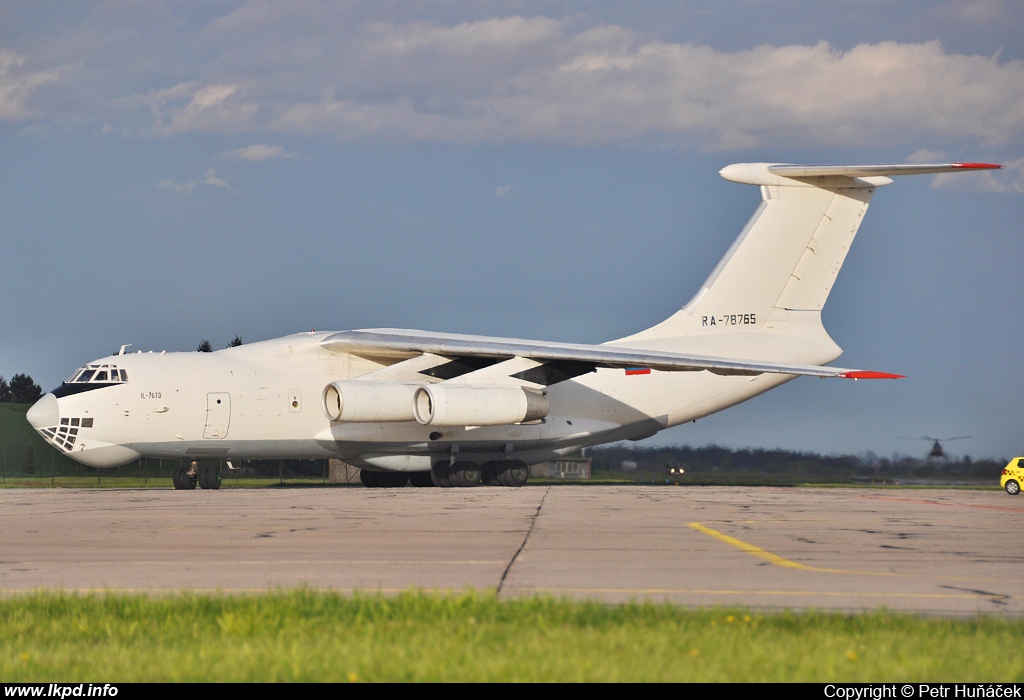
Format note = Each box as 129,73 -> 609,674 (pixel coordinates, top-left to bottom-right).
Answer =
624,162 -> 1000,345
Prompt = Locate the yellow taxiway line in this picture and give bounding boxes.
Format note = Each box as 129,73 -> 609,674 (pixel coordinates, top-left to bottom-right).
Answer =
686,522 -> 883,575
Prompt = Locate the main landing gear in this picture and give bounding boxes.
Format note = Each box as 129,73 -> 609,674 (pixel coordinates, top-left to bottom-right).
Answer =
359,469 -> 409,488
360,461 -> 529,488
173,461 -> 221,490
422,460 -> 528,489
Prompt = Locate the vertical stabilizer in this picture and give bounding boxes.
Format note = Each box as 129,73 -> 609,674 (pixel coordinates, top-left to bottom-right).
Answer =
619,161 -> 999,347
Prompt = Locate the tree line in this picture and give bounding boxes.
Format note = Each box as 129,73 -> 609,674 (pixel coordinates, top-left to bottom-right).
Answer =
197,336 -> 243,352
588,444 -> 1007,480
0,374 -> 43,404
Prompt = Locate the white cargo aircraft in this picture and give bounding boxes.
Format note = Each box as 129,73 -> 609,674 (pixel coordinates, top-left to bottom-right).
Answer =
27,161 -> 999,489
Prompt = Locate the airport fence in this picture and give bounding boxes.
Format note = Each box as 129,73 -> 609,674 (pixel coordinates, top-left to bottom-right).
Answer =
0,450 -> 340,488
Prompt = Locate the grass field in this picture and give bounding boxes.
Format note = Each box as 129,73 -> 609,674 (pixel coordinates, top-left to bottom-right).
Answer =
1,591 -> 1022,682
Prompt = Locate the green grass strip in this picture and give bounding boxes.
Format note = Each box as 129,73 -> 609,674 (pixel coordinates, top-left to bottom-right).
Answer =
2,591 -> 1023,682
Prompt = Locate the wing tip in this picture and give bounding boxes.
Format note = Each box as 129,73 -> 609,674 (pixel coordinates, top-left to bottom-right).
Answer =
840,371 -> 905,380
952,162 -> 1002,170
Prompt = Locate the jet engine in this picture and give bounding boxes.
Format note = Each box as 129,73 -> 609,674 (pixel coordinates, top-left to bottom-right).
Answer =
322,381 -> 418,422
412,385 -> 549,426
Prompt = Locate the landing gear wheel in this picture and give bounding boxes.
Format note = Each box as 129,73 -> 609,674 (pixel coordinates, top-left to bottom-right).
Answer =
431,462 -> 453,488
1006,479 -> 1020,496
449,461 -> 482,487
198,463 -> 222,490
172,464 -> 186,490
482,461 -> 502,487
179,468 -> 196,490
497,460 -> 529,487
383,472 -> 409,488
408,471 -> 435,487
360,470 -> 408,488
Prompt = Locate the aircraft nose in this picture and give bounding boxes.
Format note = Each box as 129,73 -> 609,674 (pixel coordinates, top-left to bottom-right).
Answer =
26,393 -> 59,430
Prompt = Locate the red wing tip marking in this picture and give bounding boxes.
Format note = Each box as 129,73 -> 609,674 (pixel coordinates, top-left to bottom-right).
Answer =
625,368 -> 651,376
840,371 -> 906,380
952,163 -> 1002,170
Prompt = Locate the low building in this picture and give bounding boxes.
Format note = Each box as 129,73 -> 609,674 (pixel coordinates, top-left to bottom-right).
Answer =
530,457 -> 592,480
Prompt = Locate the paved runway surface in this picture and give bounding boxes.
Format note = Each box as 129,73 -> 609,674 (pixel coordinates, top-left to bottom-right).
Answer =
2,485 -> 1022,615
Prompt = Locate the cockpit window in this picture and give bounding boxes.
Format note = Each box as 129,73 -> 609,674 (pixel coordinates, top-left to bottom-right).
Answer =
65,364 -> 128,384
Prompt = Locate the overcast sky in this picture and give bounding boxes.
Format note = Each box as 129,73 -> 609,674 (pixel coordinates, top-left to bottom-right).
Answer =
2,1 -> 1022,459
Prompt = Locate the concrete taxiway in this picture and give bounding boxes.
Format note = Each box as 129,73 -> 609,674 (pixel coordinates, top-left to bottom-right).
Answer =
1,485 -> 1021,615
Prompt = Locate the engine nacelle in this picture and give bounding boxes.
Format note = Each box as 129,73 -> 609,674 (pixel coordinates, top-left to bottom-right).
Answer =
322,381 -> 418,422
412,385 -> 549,426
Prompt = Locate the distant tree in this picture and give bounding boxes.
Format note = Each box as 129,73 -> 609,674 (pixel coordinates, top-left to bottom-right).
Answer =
197,340 -> 213,353
227,335 -> 243,348
8,373 -> 42,404
0,375 -> 10,402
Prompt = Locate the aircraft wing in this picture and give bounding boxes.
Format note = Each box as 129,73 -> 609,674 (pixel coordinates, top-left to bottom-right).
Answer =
320,329 -> 903,381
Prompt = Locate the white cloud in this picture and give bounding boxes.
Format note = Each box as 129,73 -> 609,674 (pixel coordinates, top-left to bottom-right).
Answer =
493,184 -> 519,197
9,9 -> 1024,154
159,168 -> 231,194
157,179 -> 192,194
123,20 -> 1024,151
122,81 -> 259,136
906,148 -> 949,164
0,49 -> 62,120
203,169 -> 230,189
218,144 -> 300,161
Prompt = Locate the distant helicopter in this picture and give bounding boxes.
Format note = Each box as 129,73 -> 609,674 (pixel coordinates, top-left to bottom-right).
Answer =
899,436 -> 973,461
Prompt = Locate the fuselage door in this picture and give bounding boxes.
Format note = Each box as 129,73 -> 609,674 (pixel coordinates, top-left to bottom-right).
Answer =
204,393 -> 231,439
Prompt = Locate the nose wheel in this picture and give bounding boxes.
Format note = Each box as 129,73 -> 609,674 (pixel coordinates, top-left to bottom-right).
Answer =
172,463 -> 196,490
173,461 -> 220,490
198,463 -> 222,490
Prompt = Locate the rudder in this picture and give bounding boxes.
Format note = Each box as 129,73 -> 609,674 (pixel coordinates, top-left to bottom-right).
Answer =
624,167 -> 880,342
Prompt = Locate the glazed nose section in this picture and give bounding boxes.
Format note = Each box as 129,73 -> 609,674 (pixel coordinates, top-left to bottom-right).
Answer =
26,393 -> 59,431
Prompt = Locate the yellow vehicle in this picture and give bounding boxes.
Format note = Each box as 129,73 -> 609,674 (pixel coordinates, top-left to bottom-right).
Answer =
1000,458 -> 1024,495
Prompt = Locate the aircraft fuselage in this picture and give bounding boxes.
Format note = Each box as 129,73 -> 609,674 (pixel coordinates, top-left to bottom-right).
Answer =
27,331 -> 799,470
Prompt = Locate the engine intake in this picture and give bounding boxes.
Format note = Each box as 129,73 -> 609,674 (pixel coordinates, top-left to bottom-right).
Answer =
322,381 -> 418,422
412,385 -> 549,426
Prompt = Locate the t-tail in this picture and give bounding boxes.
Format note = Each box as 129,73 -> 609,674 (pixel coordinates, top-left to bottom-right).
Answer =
618,161 -> 1001,364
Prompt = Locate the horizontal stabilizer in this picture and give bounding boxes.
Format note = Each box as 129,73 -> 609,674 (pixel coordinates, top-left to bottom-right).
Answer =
720,162 -> 1001,186
322,329 -> 902,380
767,163 -> 1001,178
